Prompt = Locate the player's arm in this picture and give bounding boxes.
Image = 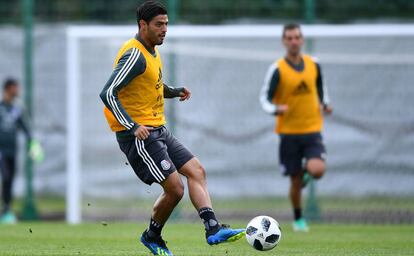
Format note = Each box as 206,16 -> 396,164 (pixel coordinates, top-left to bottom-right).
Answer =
259,63 -> 288,115
163,84 -> 191,101
315,62 -> 332,114
16,109 -> 31,140
17,110 -> 44,162
99,48 -> 146,134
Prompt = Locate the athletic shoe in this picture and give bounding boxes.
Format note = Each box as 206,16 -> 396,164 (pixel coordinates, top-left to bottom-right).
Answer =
140,231 -> 173,256
207,224 -> 245,245
292,218 -> 309,232
302,171 -> 311,188
0,211 -> 17,224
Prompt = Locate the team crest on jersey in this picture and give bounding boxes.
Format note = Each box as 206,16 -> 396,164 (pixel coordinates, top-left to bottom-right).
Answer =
160,160 -> 171,171
293,81 -> 311,95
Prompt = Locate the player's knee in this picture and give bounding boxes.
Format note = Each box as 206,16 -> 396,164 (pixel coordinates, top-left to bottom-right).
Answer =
163,175 -> 185,201
188,162 -> 206,182
171,183 -> 185,201
165,187 -> 184,203
306,159 -> 325,179
196,164 -> 206,181
312,169 -> 325,179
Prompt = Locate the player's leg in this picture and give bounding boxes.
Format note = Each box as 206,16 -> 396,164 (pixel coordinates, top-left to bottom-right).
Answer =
164,129 -> 244,245
177,157 -> 211,209
279,134 -> 308,231
178,158 -> 218,234
289,171 -> 309,231
0,156 -> 17,224
290,170 -> 309,231
140,171 -> 183,256
290,172 -> 304,218
177,157 -> 245,244
118,132 -> 179,255
304,132 -> 326,179
151,171 -> 184,228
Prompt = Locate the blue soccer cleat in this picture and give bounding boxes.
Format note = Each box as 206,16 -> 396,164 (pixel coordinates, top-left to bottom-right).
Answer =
140,231 -> 173,256
207,224 -> 245,245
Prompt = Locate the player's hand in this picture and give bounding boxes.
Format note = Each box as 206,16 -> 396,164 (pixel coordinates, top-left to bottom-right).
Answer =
179,87 -> 191,101
323,104 -> 333,115
29,139 -> 44,163
134,126 -> 154,140
275,105 -> 288,115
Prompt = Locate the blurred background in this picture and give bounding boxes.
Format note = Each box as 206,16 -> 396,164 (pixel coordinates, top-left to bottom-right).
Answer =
0,0 -> 413,224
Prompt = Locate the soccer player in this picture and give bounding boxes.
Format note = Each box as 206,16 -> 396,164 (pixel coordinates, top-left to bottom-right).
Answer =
260,24 -> 332,232
0,78 -> 43,224
99,1 -> 244,255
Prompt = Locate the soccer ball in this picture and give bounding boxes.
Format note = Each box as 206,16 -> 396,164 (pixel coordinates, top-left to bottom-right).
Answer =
245,215 -> 282,251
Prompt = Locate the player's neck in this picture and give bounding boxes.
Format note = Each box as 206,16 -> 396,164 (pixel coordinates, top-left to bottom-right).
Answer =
137,34 -> 156,53
286,53 -> 302,65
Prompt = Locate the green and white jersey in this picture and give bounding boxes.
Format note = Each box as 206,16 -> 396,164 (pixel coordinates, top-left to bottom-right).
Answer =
0,101 -> 30,156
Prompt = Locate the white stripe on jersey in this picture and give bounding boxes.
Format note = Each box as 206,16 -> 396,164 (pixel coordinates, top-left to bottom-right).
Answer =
106,48 -> 140,129
260,63 -> 278,114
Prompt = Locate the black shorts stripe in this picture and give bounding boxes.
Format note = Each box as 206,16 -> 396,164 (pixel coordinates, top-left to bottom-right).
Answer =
118,126 -> 194,185
135,138 -> 165,183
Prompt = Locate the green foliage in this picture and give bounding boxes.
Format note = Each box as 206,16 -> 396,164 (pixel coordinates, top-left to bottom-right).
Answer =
0,0 -> 413,24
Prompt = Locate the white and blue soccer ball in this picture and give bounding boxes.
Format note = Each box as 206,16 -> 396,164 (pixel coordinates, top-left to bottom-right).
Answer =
245,215 -> 282,251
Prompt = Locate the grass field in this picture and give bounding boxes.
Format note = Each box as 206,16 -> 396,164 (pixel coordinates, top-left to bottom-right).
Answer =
12,195 -> 414,223
1,222 -> 413,256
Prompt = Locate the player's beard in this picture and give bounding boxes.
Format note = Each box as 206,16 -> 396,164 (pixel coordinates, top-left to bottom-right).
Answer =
157,35 -> 165,45
149,29 -> 165,46
288,46 -> 301,57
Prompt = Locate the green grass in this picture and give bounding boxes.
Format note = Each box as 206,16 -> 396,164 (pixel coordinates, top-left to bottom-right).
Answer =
14,195 -> 414,216
1,222 -> 413,256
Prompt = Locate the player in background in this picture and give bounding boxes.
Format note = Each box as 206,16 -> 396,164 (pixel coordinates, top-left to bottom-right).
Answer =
0,78 -> 43,224
99,1 -> 244,255
260,24 -> 332,232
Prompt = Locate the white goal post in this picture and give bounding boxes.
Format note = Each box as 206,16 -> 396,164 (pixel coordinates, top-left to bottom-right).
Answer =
66,24 -> 414,224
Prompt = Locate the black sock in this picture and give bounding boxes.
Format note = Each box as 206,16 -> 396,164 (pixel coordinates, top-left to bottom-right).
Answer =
146,217 -> 163,239
294,208 -> 302,220
198,207 -> 220,236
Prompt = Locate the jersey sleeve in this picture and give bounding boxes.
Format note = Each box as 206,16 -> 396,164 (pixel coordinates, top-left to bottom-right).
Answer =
260,63 -> 280,115
99,48 -> 146,132
163,84 -> 184,98
315,62 -> 330,106
16,108 -> 31,140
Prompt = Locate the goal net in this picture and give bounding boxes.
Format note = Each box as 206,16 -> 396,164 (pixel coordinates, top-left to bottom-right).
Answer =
66,24 -> 414,223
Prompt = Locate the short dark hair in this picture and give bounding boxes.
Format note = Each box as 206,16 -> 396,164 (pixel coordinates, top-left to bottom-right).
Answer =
136,1 -> 167,28
3,78 -> 18,91
282,23 -> 302,38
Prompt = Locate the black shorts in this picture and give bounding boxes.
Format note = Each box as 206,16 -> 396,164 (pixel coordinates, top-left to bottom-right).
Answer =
279,132 -> 326,176
117,126 -> 194,185
0,153 -> 16,182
